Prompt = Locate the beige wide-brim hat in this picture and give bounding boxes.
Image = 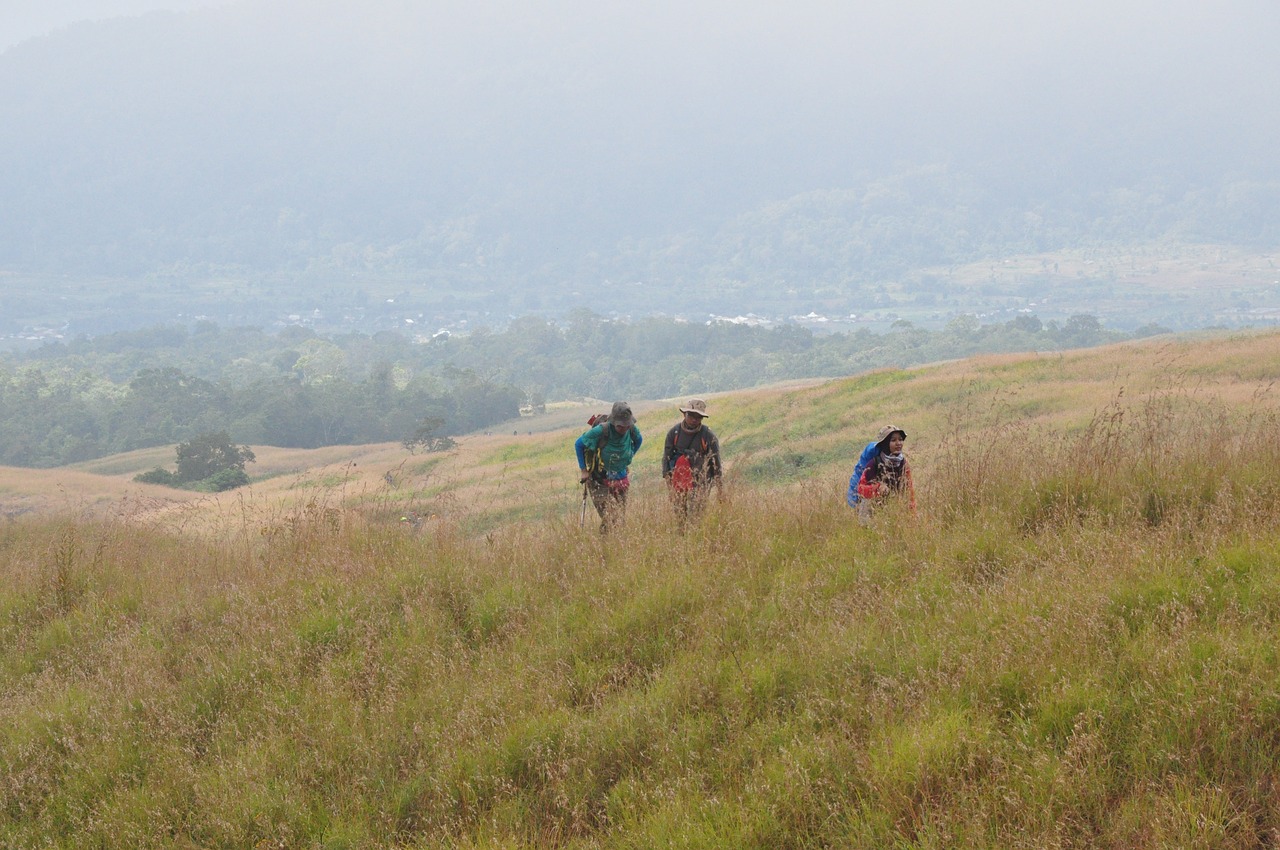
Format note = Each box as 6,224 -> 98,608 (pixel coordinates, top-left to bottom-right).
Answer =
874,424 -> 907,444
679,398 -> 710,417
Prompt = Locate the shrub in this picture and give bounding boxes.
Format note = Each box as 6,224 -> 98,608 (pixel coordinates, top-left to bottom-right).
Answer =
133,467 -> 178,486
195,468 -> 251,492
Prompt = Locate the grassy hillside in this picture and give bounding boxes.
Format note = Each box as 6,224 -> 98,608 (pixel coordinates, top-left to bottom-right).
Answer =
4,330 -> 1280,848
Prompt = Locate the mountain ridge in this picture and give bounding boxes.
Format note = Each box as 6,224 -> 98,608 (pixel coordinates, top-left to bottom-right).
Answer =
1,0 -> 1276,322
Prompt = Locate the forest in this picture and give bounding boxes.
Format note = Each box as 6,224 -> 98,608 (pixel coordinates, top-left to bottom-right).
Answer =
2,171 -> 1276,342
0,310 -> 1149,467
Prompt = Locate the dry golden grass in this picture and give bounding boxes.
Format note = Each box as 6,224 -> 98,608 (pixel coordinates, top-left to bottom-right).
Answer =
6,328 -> 1278,538
0,466 -> 202,520
6,328 -> 1280,848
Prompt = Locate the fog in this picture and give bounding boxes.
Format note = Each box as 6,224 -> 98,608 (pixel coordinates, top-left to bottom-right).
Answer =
252,0 -> 1280,173
0,0 -> 225,51
0,0 -> 1276,323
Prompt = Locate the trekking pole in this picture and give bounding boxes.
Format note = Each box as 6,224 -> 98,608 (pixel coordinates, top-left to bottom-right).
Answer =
579,481 -> 588,528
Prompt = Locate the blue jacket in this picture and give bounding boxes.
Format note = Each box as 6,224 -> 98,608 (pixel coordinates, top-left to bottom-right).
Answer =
846,441 -> 879,507
576,422 -> 643,479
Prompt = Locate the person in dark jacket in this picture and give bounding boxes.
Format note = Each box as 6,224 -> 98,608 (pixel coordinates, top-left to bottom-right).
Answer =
854,424 -> 915,523
575,401 -> 643,531
661,398 -> 722,522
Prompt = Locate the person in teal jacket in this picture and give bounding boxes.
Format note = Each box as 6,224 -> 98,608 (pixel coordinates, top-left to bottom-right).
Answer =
575,401 -> 643,531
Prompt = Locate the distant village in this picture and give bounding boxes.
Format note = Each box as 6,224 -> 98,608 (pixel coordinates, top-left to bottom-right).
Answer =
5,294 -> 1279,352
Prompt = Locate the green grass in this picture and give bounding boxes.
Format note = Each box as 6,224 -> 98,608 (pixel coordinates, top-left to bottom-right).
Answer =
7,339 -> 1280,847
67,446 -> 175,475
407,455 -> 448,476
481,440 -> 566,469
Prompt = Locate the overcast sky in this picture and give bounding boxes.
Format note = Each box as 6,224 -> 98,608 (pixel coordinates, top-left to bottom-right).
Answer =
1,0 -> 1275,275
6,0 -> 1276,182
0,0 -> 227,52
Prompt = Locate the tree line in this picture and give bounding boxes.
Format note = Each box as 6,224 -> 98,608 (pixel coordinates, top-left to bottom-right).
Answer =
0,359 -> 522,468
0,311 -> 1155,468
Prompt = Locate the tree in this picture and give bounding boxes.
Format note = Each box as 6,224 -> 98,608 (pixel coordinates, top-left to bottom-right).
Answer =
945,314 -> 981,338
403,417 -> 456,454
116,367 -> 223,449
1059,313 -> 1107,347
174,431 -> 256,484
293,339 -> 348,384
1009,314 -> 1043,334
1063,313 -> 1102,336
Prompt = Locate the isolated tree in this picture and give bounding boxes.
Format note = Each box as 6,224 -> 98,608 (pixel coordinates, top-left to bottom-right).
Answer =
175,431 -> 256,484
403,416 -> 455,454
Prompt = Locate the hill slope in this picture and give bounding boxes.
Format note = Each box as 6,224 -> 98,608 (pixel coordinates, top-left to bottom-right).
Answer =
9,329 -> 1276,531
3,330 -> 1280,847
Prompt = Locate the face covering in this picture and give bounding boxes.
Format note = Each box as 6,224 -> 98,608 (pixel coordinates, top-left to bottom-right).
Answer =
880,451 -> 904,470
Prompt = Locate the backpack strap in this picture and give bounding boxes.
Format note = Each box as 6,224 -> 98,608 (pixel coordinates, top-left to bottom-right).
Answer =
597,422 -> 638,451
580,424 -> 607,477
670,424 -> 707,457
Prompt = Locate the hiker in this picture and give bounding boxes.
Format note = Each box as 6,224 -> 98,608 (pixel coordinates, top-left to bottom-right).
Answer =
849,425 -> 915,522
661,398 -> 722,522
575,401 -> 643,531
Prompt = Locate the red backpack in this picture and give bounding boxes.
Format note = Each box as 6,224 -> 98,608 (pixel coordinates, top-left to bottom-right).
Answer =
670,455 -> 694,492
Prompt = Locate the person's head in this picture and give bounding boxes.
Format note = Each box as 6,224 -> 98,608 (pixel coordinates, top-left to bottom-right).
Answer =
874,424 -> 907,455
610,401 -> 634,432
679,398 -> 709,427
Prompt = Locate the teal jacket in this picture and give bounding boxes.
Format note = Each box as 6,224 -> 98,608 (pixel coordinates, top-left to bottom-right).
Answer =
575,423 -> 643,479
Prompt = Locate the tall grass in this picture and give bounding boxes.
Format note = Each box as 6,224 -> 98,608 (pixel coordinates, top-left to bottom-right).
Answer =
5,368 -> 1280,847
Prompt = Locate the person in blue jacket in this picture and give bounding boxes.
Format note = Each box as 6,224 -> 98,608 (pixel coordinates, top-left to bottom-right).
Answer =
576,401 -> 643,531
847,425 -> 906,509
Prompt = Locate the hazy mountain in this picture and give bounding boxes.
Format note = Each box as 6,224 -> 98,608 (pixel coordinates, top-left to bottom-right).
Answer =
0,0 -> 223,52
0,0 -> 1277,312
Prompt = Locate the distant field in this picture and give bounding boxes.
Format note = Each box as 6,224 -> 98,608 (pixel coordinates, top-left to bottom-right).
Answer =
2,243 -> 1277,347
895,243 -> 1280,329
942,243 -> 1278,291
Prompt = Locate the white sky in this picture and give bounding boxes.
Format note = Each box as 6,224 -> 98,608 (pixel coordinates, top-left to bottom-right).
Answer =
2,0 -> 1275,189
